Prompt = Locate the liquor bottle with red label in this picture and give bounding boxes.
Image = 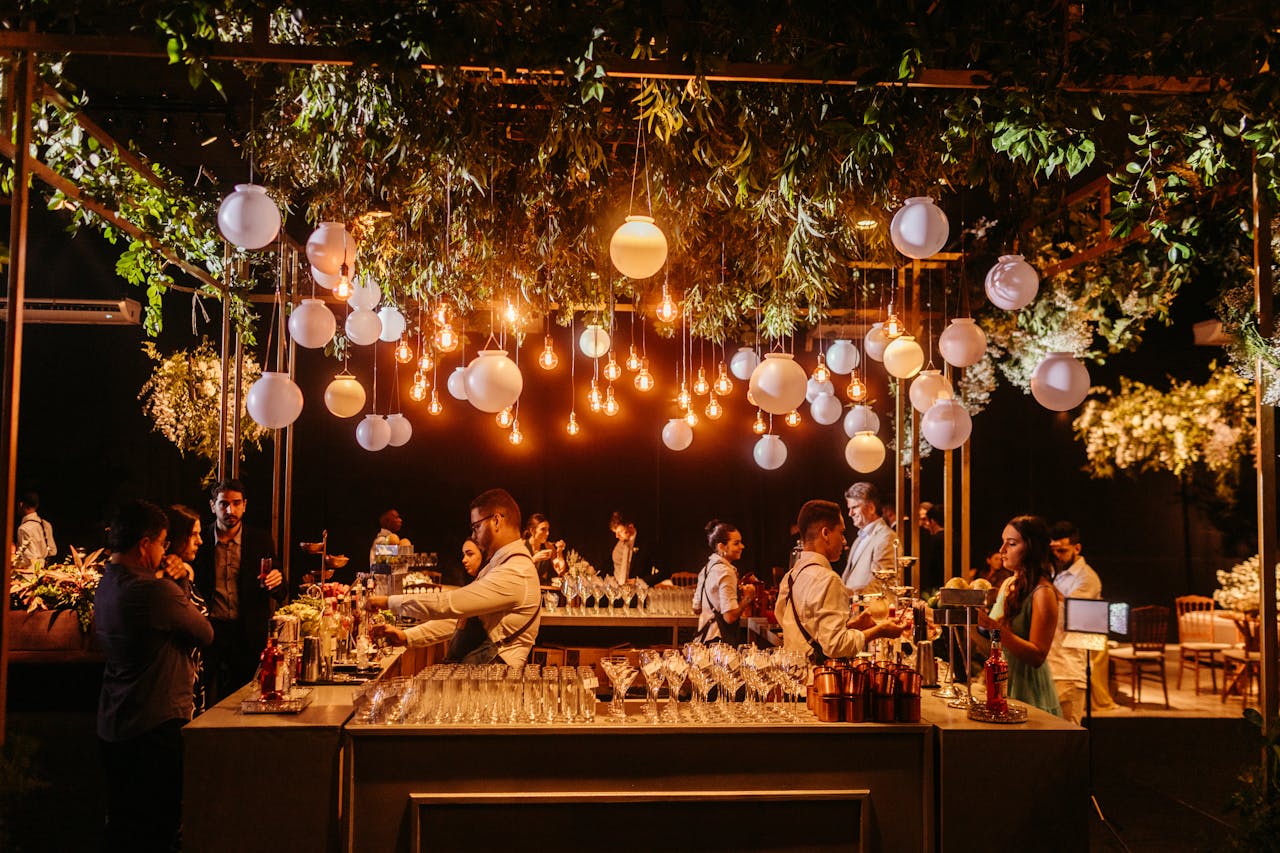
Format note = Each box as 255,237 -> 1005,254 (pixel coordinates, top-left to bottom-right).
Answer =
984,628 -> 1009,714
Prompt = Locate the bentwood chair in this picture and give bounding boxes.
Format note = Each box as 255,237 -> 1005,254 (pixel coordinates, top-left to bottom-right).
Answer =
1222,615 -> 1261,704
1175,595 -> 1231,694
669,572 -> 700,589
1109,605 -> 1171,708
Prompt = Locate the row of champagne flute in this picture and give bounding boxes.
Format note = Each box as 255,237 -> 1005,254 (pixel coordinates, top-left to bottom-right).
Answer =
544,583 -> 693,616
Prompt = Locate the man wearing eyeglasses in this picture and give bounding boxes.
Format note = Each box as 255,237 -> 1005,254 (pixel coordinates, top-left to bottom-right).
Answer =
368,488 -> 541,666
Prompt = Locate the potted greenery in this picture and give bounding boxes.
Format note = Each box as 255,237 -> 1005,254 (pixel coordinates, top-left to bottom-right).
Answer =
8,547 -> 106,654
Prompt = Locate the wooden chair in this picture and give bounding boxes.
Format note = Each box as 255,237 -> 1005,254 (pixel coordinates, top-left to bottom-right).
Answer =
669,571 -> 699,589
1175,595 -> 1230,694
1109,605 -> 1170,708
1222,615 -> 1261,704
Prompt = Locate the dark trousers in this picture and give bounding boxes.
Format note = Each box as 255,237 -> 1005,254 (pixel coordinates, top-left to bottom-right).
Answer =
205,618 -> 255,705
100,718 -> 185,853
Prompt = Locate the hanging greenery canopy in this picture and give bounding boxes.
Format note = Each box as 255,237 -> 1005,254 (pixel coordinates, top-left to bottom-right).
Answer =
4,1 -> 1280,393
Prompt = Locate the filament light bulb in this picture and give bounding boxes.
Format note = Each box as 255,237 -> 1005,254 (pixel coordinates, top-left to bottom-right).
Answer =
435,324 -> 458,353
752,410 -> 767,434
538,336 -> 559,371
685,409 -> 699,428
634,359 -> 655,392
333,267 -> 352,301
693,367 -> 710,396
705,393 -> 723,420
884,313 -> 903,339
418,352 -> 434,373
677,383 -> 691,411
847,376 -> 868,402
508,419 -> 523,445
588,380 -> 603,412
496,407 -> 514,428
785,409 -> 802,427
504,301 -> 518,324
603,352 -> 622,382
409,381 -> 427,402
656,286 -> 679,324
566,411 -> 580,436
625,345 -> 642,372
603,385 -> 620,417
427,391 -> 442,415
812,355 -> 830,384
713,364 -> 734,396
394,338 -> 414,364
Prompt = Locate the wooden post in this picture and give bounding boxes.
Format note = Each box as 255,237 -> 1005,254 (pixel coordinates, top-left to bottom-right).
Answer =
1253,159 -> 1278,741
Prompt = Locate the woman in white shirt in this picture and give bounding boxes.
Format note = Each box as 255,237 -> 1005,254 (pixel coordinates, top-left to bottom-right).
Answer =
693,520 -> 756,644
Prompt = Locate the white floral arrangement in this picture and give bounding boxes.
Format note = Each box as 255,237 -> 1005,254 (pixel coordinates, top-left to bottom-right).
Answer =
138,340 -> 269,470
564,549 -> 595,577
1213,555 -> 1280,615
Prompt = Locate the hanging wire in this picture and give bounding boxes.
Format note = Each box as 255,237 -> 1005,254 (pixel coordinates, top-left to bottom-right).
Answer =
371,341 -> 378,415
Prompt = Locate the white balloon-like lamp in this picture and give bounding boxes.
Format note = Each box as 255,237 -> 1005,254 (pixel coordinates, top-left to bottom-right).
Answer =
889,197 -> 949,259
385,413 -> 413,447
938,318 -> 988,368
984,254 -> 1040,311
921,398 -> 973,450
748,353 -> 808,415
843,404 -> 880,437
345,308 -> 382,346
609,215 -> 668,279
729,347 -> 760,381
356,414 -> 391,452
1030,352 -> 1091,411
908,369 -> 954,413
825,339 -> 859,375
883,334 -> 925,379
845,431 -> 886,472
753,434 -> 787,470
662,418 -> 693,451
464,350 -> 524,413
306,222 -> 357,276
217,184 -> 281,250
287,298 -> 337,349
245,372 -> 303,429
324,372 -> 366,418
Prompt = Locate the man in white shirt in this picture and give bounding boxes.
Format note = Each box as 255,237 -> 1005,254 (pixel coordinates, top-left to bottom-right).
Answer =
1045,521 -> 1103,724
368,508 -> 404,568
841,482 -> 899,592
370,489 -> 540,666
777,499 -> 908,661
15,492 -> 56,567
609,511 -> 636,585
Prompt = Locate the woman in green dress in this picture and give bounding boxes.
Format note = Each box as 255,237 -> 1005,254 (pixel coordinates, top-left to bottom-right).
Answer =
978,515 -> 1062,716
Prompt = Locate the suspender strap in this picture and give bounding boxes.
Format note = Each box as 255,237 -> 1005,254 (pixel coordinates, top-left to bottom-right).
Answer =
784,562 -> 826,662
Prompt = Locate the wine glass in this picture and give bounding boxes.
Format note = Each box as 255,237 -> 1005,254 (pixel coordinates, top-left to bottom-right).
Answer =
637,649 -> 664,722
662,649 -> 687,723
601,655 -> 636,720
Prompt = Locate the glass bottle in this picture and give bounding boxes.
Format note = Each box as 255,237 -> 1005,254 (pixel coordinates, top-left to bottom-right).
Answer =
258,638 -> 285,701
984,628 -> 1009,715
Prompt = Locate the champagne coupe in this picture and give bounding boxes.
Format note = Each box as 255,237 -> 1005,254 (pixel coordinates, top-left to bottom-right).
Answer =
637,649 -> 664,722
601,655 -> 636,720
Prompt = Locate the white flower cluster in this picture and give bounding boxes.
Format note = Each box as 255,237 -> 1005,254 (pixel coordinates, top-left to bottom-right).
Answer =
1214,555 -> 1280,614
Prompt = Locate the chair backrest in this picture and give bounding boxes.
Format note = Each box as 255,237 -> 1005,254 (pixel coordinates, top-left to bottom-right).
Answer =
1130,605 -> 1170,652
1175,595 -> 1216,643
669,571 -> 699,589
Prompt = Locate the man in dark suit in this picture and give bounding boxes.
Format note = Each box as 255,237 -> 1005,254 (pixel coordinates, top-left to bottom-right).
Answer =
192,479 -> 284,703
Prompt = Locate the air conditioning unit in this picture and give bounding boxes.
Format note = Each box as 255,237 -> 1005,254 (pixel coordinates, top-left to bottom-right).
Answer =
0,298 -> 142,325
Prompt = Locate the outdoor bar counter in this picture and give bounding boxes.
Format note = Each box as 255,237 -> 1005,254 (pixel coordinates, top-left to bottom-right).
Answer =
184,664 -> 1087,852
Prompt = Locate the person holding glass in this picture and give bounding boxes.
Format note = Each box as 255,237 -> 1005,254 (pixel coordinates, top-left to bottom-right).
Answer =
368,489 -> 541,665
975,515 -> 1062,716
692,520 -> 756,645
523,513 -> 566,585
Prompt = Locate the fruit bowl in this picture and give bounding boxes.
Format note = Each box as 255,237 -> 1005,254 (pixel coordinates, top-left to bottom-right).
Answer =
325,554 -> 349,569
300,541 -> 325,554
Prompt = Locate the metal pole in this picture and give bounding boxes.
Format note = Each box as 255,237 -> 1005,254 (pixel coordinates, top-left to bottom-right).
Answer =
218,242 -> 231,483
231,324 -> 244,479
908,261 -> 921,591
1252,158 -> 1278,740
271,244 -> 286,553
0,46 -> 36,746
283,248 -> 297,592
943,367 -> 955,584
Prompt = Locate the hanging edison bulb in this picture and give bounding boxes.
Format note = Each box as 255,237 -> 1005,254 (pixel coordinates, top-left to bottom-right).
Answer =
693,366 -> 710,396
508,418 -> 523,445
435,303 -> 449,325
418,351 -> 434,373
332,264 -> 353,301
634,359 -> 655,392
847,376 -> 868,402
785,409 -> 802,428
884,312 -> 903,339
504,301 -> 518,325
566,411 -> 581,435
656,285 -> 679,324
409,380 -> 428,402
603,352 -> 622,382
427,390 -> 443,415
435,324 -> 459,353
625,345 -> 642,372
713,364 -> 734,396
394,338 -> 414,364
496,407 -> 514,428
538,335 -> 559,371
603,385 -> 620,417
685,408 -> 699,427
705,392 -> 723,420
812,354 -> 831,384
588,379 -> 603,412
752,410 -> 767,435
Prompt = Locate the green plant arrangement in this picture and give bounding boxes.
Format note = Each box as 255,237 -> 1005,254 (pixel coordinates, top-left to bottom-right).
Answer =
9,546 -> 107,633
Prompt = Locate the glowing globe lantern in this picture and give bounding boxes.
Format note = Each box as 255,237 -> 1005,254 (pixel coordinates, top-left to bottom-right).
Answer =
908,369 -> 954,413
810,392 -> 843,425
287,298 -> 336,349
217,184 -> 281,250
864,323 -> 891,362
447,367 -> 470,401
889,197 -> 949,259
825,339 -> 859,375
845,431 -> 886,472
938,318 -> 988,368
385,413 -> 413,447
883,334 -> 925,379
346,278 -> 381,311
345,308 -> 382,346
729,347 -> 760,381
306,222 -> 357,276
609,215 -> 668,279
921,398 -> 972,450
748,353 -> 808,415
356,414 -> 391,452
377,306 -> 406,343
579,324 -> 611,359
1030,352 -> 1091,411
311,265 -> 340,290
843,404 -> 880,438
984,254 -> 1040,311
245,372 -> 303,429
324,372 -> 366,418
464,350 -> 524,413
753,435 -> 787,470
805,377 -> 835,404
662,418 -> 693,451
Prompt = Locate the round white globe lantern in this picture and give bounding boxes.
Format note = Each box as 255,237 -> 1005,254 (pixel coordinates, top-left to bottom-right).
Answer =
753,435 -> 787,470
864,323 -> 891,362
810,393 -> 843,425
447,367 -> 470,401
217,184 -> 281,250
938,318 -> 988,368
748,353 -> 808,415
287,298 -> 337,349
1030,351 -> 1091,411
729,347 -> 760,381
377,306 -> 406,343
843,404 -> 880,438
311,265 -> 340,290
464,350 -> 524,413
345,308 -> 382,346
346,278 -> 381,312
846,431 -> 886,472
609,215 -> 668,279
579,324 -> 611,359
984,254 -> 1040,310
883,334 -> 925,379
921,398 -> 973,450
889,197 -> 949,259
662,418 -> 693,451
908,369 -> 954,413
324,372 -> 366,418
825,339 -> 859,375
385,413 -> 413,447
805,377 -> 835,404
306,222 -> 357,276
245,372 -> 303,429
356,414 -> 391,452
